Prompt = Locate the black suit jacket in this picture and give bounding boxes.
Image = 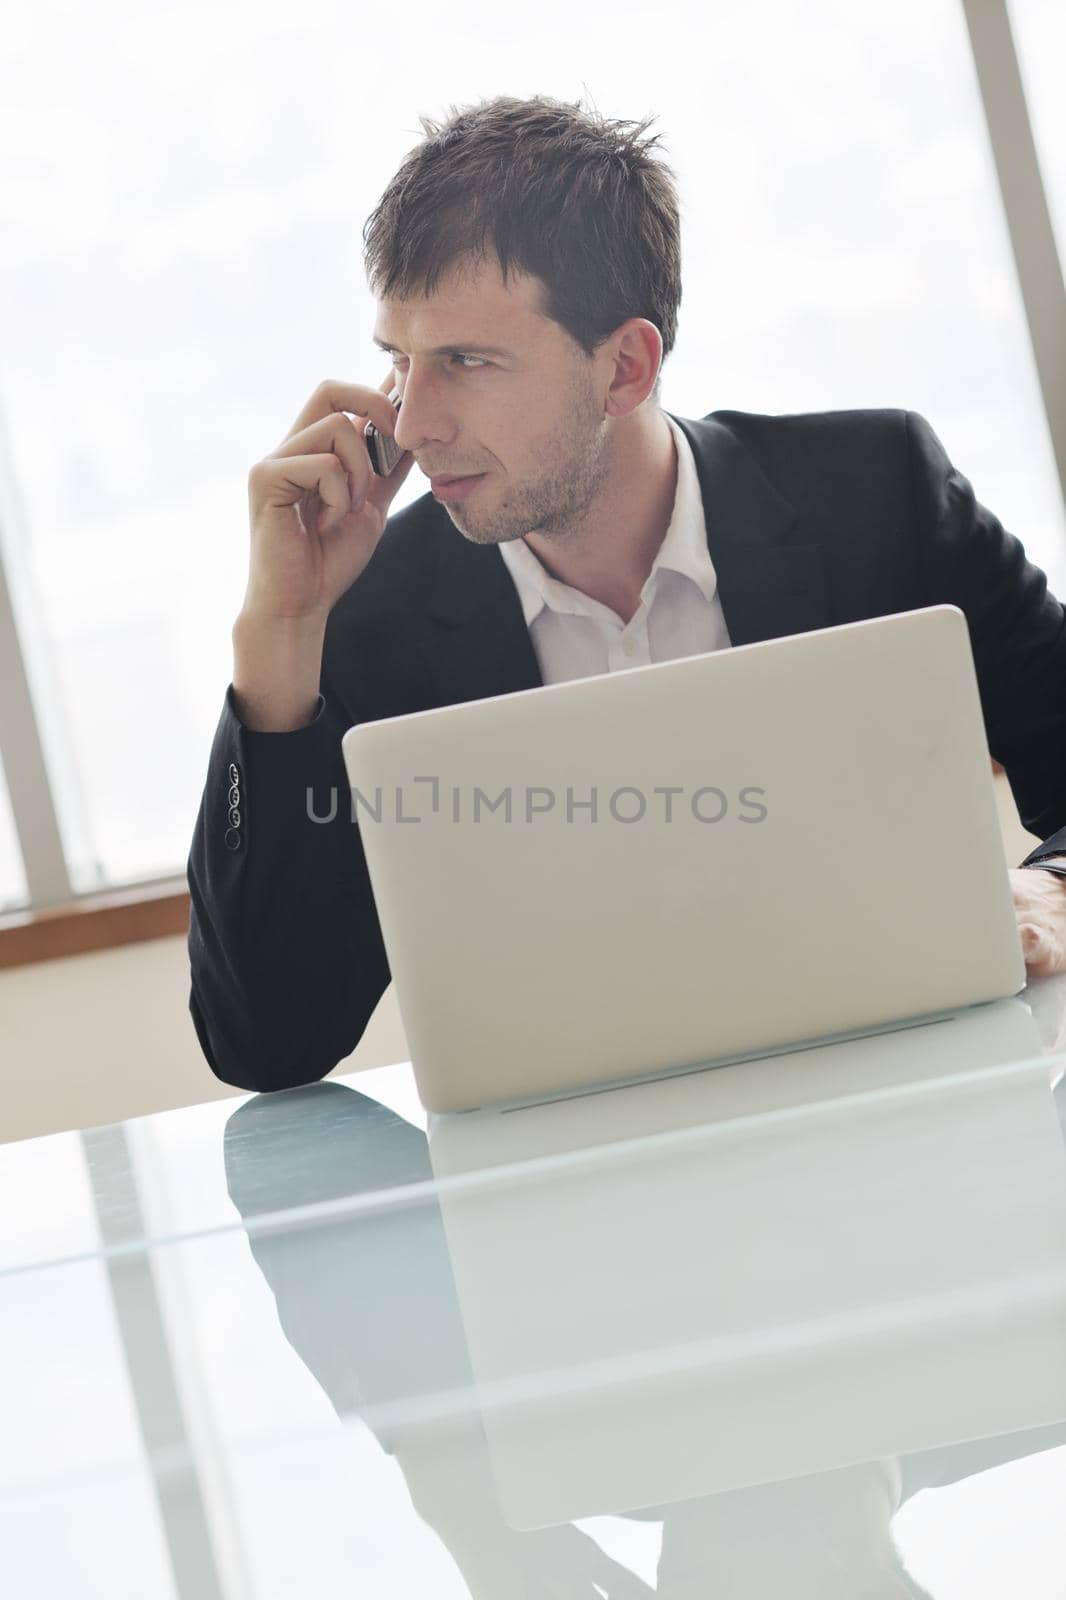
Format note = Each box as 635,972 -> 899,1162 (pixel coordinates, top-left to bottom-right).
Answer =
187,407 -> 1066,1092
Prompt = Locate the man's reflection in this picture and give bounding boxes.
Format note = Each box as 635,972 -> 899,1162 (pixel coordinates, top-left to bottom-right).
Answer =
224,1080 -> 1066,1596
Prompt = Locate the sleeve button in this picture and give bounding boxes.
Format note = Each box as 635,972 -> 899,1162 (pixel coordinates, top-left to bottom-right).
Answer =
228,763 -> 240,785
224,827 -> 241,851
227,806 -> 241,828
228,783 -> 240,808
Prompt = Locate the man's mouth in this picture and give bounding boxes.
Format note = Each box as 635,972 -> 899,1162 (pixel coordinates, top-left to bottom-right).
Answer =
428,472 -> 488,501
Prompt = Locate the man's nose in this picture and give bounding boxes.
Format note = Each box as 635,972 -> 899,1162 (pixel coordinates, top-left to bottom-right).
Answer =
392,370 -> 457,457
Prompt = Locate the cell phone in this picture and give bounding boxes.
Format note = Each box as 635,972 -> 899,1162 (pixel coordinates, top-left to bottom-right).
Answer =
364,386 -> 405,476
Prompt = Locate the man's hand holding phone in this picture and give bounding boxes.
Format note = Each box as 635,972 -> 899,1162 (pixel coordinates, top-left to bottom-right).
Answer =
244,373 -> 411,626
233,373 -> 412,732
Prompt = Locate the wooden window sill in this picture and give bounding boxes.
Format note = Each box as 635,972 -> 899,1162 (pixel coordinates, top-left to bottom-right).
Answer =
0,879 -> 191,970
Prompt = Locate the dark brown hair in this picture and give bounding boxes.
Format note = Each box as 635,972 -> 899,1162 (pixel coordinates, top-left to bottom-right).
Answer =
362,94 -> 681,394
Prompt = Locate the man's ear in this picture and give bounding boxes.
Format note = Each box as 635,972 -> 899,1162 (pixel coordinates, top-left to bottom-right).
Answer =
603,318 -> 663,417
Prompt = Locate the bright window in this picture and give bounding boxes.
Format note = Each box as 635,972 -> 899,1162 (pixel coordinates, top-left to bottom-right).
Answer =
1,0 -> 1063,898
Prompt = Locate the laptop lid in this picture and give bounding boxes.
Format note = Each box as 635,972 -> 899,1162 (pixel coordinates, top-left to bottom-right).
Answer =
342,604 -> 1025,1112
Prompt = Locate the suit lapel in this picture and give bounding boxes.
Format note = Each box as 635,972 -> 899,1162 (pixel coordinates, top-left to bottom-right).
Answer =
422,516 -> 543,702
419,408 -> 831,703
670,412 -> 831,647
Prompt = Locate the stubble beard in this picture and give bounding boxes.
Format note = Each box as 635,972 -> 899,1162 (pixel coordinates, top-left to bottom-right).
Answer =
443,391 -> 612,549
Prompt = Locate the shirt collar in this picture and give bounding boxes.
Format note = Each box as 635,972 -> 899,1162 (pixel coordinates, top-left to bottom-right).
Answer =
498,412 -> 717,627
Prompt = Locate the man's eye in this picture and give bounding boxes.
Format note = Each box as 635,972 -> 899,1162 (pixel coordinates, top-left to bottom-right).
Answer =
384,353 -> 487,371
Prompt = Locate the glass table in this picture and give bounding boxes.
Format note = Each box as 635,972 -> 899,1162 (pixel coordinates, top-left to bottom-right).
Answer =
3,976 -> 1066,1597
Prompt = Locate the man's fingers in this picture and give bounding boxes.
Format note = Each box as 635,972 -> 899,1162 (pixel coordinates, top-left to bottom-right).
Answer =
1010,868 -> 1066,978
251,452 -> 351,524
272,413 -> 374,501
282,376 -> 399,445
1019,920 -> 1066,977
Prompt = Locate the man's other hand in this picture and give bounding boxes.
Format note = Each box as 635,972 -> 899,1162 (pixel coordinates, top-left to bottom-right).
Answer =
1009,866 -> 1066,977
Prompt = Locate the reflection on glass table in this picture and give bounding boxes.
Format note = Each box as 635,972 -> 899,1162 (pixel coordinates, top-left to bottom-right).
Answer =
2,983 -> 1066,1596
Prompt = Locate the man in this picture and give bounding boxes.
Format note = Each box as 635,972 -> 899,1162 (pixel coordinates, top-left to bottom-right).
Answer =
187,94 -> 1066,1094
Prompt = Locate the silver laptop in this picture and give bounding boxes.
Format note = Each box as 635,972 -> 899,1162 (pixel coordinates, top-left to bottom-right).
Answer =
341,604 -> 1025,1112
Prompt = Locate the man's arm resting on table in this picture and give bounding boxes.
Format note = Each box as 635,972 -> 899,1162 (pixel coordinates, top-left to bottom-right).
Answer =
186,681 -> 392,1094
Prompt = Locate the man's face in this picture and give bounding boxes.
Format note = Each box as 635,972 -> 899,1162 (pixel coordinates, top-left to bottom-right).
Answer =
373,253 -> 612,545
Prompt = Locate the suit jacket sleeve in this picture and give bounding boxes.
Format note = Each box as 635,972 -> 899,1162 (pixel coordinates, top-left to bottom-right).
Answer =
186,684 -> 391,1092
906,411 -> 1066,863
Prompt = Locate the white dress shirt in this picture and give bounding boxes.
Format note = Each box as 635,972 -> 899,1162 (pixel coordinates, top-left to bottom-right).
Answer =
498,413 -> 732,685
